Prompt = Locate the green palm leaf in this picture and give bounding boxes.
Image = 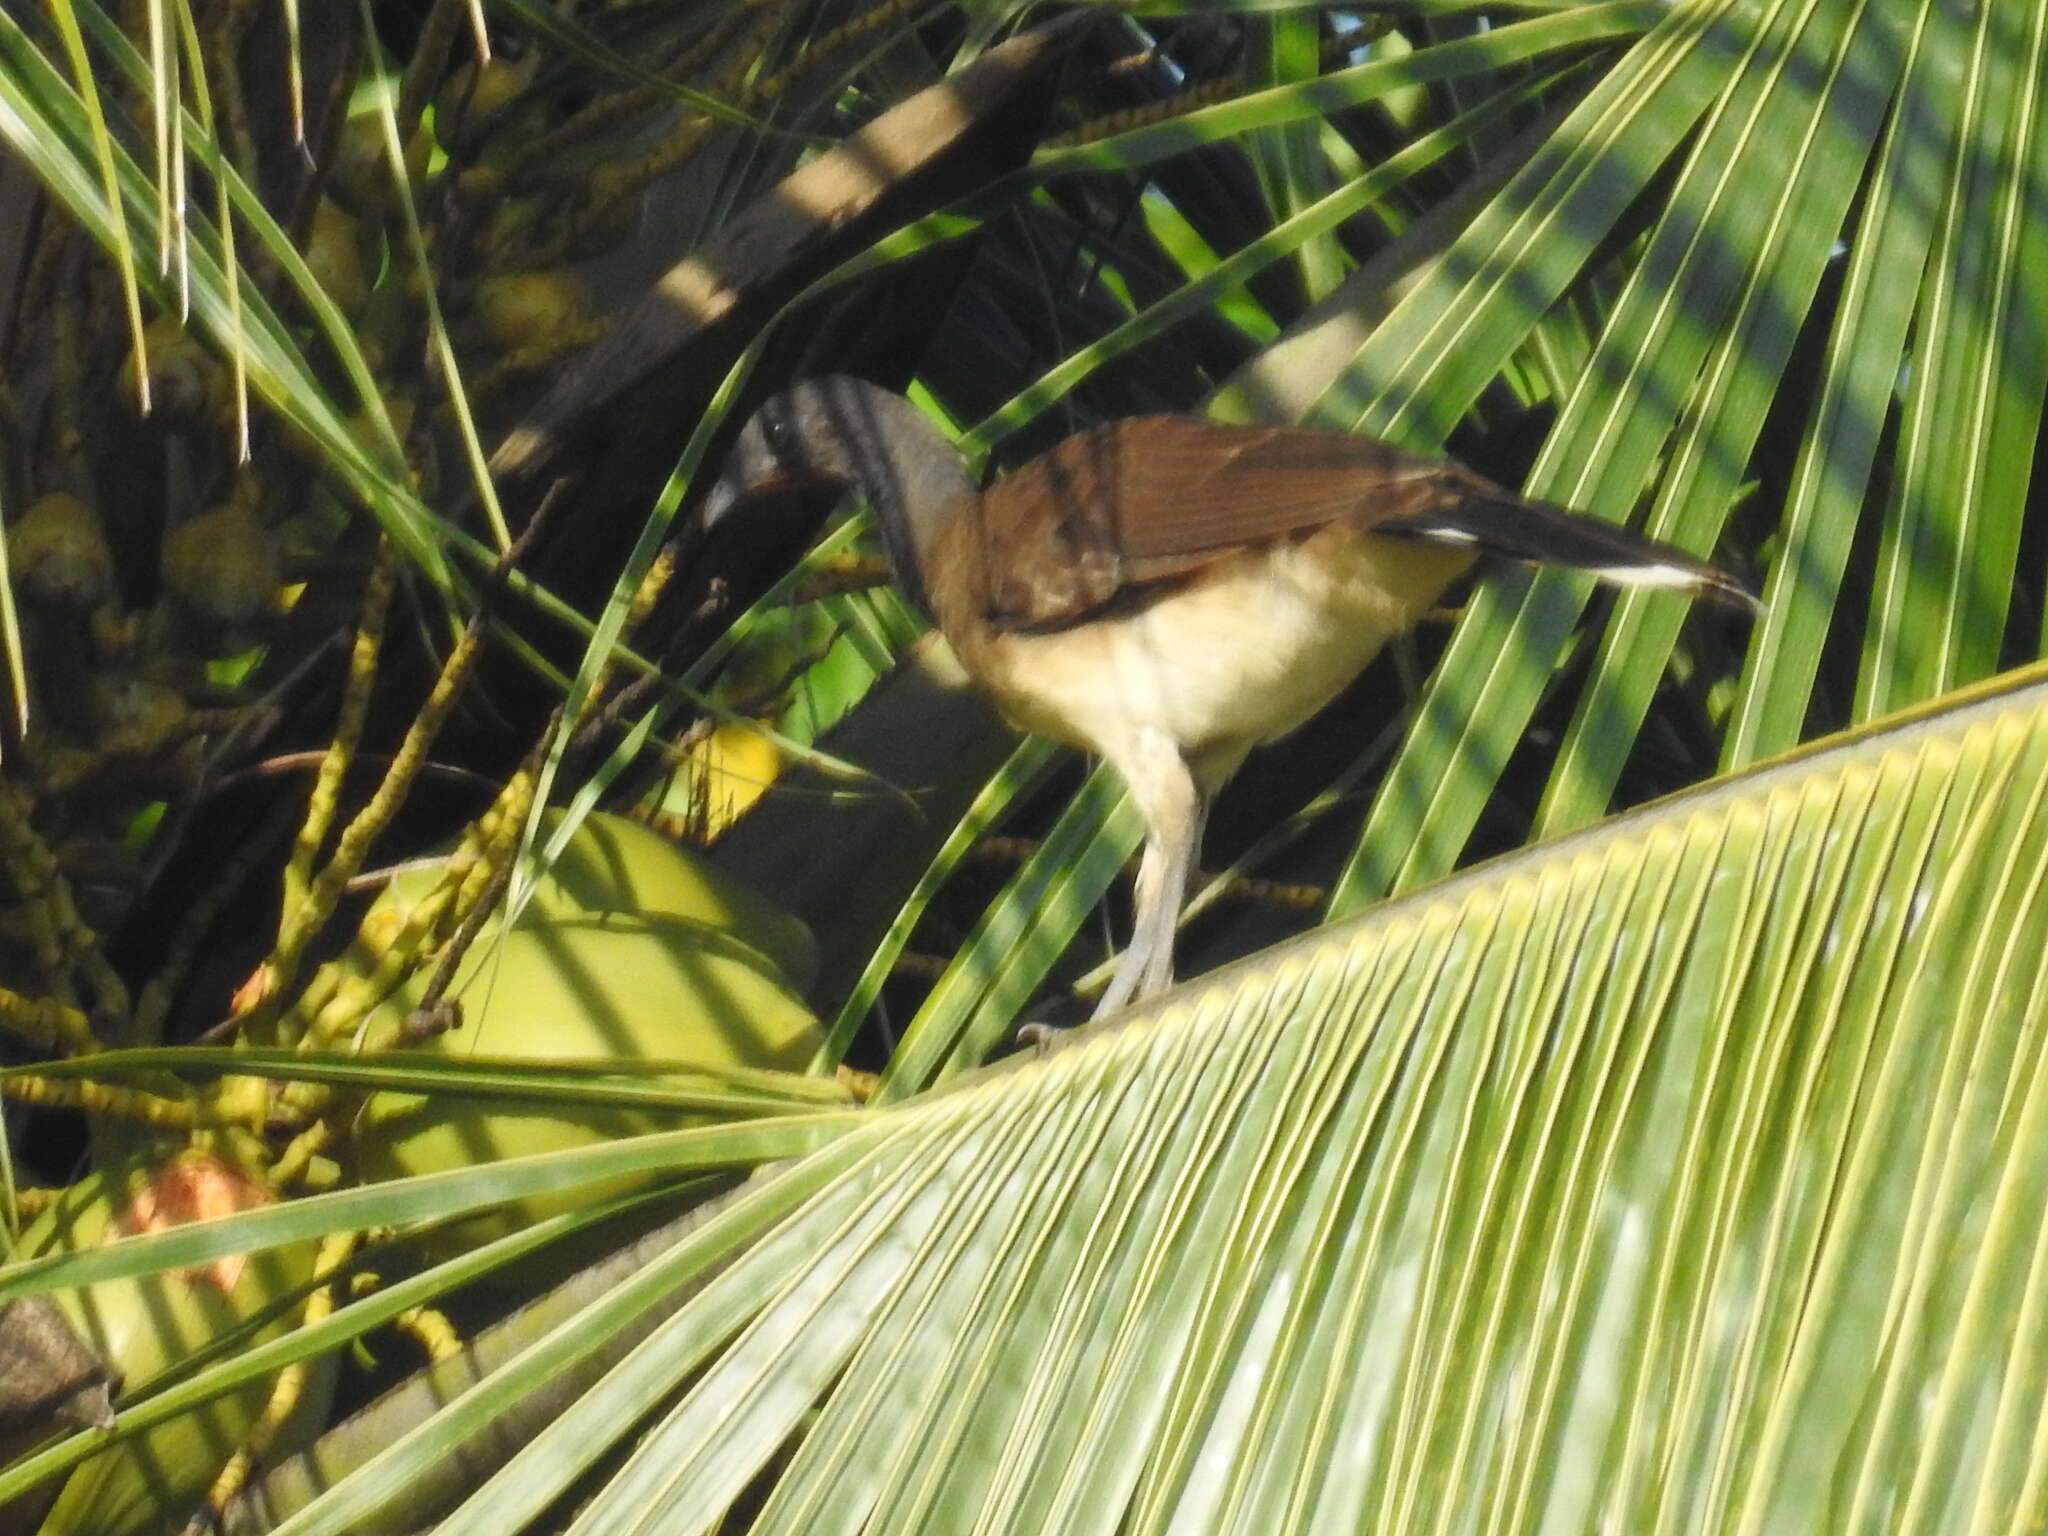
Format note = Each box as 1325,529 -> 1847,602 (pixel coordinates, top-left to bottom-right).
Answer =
5,2 -> 2045,1527
214,662 -> 2048,1535
1306,0 -> 2047,906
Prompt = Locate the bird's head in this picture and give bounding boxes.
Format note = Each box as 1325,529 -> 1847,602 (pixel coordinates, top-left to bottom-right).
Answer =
700,385 -> 849,527
699,377 -> 974,611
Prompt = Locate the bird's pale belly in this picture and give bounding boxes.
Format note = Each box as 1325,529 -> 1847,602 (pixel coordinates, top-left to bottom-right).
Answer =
973,530 -> 1472,779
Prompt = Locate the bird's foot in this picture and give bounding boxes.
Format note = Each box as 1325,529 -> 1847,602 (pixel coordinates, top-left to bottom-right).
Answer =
1014,1020 -> 1071,1052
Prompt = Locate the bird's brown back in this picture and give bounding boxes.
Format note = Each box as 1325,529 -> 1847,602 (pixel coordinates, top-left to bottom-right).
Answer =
940,416 -> 1487,634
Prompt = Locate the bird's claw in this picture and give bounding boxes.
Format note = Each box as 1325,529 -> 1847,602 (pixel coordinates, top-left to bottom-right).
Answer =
1014,1020 -> 1071,1052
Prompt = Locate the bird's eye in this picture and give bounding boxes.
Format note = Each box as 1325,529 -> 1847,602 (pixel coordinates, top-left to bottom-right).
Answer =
761,410 -> 797,461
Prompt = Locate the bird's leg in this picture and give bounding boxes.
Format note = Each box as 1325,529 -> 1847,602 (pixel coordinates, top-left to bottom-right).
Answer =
1093,734 -> 1201,1020
1097,843 -> 1163,1024
1129,789 -> 1204,1003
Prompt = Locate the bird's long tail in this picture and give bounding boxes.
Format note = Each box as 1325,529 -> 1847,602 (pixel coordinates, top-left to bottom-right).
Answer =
1381,493 -> 1759,613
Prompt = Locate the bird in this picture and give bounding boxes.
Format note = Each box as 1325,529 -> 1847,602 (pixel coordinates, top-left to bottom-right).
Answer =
700,376 -> 1754,1020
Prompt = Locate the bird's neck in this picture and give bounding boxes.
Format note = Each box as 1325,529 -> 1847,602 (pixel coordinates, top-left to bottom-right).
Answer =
812,379 -> 974,614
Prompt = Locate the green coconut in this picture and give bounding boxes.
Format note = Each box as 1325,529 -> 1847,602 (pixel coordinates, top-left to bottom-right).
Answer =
521,812 -> 815,988
19,1148 -> 335,1536
378,812 -> 815,989
348,817 -> 824,1261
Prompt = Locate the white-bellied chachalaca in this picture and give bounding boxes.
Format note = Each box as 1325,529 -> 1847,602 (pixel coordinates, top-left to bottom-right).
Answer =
701,377 -> 1754,1019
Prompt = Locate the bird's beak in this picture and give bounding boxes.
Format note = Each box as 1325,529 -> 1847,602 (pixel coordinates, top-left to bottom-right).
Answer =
696,468 -> 840,533
697,473 -> 741,532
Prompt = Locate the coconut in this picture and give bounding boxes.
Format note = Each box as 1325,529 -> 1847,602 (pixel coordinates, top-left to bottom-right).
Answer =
346,815 -> 822,1263
20,1147 -> 336,1536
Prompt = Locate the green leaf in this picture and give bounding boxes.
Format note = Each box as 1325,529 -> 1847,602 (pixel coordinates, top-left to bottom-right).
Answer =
338,663 -> 2048,1534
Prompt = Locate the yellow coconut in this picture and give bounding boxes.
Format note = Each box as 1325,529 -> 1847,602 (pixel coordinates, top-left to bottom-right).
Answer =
117,316 -> 227,430
300,199 -> 369,317
473,270 -> 586,352
328,113 -> 433,222
9,492 -> 113,611
434,55 -> 537,150
160,497 -> 280,635
671,721 -> 784,840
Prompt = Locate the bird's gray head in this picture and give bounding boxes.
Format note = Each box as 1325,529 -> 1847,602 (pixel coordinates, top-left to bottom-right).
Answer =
700,376 -> 974,612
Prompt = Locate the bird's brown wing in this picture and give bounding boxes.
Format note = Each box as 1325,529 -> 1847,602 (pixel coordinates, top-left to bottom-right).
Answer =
1101,417 -> 1477,554
964,416 -> 1474,630
960,415 -> 1754,629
